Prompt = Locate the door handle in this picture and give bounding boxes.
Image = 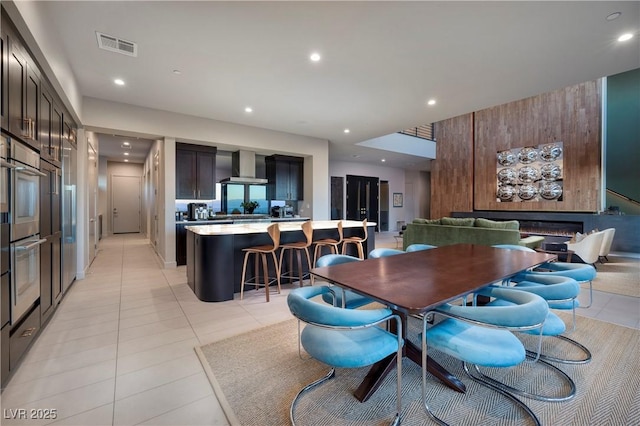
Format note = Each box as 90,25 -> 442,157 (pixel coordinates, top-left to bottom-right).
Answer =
0,159 -> 17,169
16,239 -> 47,250
15,166 -> 46,177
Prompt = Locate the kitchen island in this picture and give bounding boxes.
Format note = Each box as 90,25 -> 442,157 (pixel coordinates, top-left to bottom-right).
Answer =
176,216 -> 309,266
185,220 -> 376,302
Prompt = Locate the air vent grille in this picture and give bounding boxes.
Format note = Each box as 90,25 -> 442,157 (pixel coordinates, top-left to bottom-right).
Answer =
96,32 -> 137,57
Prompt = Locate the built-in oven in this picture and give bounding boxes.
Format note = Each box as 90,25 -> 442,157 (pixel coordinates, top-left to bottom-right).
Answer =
10,234 -> 44,324
9,137 -> 43,242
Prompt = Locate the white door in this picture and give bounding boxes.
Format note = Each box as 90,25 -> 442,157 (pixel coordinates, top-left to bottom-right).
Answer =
112,175 -> 141,234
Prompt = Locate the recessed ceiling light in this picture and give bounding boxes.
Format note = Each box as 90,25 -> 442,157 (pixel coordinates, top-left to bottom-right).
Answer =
352,154 -> 361,158
172,69 -> 181,75
124,159 -> 129,162
123,152 -> 129,156
427,99 -> 436,106
618,33 -> 634,42
381,158 -> 386,162
245,107 -> 253,113
114,78 -> 125,86
122,141 -> 130,146
606,12 -> 622,21
344,129 -> 350,134
310,52 -> 321,62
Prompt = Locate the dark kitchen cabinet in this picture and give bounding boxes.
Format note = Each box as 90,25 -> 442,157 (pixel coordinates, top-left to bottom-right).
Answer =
1,28 -> 7,130
39,83 -> 62,166
175,143 -> 217,199
6,32 -> 40,151
39,160 -> 62,324
265,155 -> 304,200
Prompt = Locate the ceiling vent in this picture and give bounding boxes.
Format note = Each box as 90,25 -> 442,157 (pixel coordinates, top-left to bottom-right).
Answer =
96,32 -> 137,57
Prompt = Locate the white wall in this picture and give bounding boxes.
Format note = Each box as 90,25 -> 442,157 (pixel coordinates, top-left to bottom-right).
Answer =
405,169 -> 431,220
98,157 -> 108,236
329,161 -> 406,231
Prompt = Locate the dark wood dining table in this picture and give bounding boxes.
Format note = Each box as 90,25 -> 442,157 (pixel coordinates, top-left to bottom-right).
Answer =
310,243 -> 556,402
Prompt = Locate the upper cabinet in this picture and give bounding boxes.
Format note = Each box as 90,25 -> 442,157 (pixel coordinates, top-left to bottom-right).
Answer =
6,32 -> 40,151
175,143 -> 217,200
265,155 -> 304,200
1,28 -> 7,130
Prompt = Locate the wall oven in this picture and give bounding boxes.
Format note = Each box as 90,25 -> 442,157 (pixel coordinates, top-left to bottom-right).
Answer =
10,235 -> 44,324
9,137 -> 43,242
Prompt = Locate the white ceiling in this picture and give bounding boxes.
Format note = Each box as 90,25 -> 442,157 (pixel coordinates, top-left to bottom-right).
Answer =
33,1 -> 640,169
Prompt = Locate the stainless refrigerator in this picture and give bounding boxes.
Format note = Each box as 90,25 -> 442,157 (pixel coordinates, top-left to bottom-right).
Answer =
61,139 -> 77,293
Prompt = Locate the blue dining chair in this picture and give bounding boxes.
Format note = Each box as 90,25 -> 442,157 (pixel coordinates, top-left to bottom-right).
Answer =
315,254 -> 374,309
406,243 -> 437,252
509,273 -> 591,364
287,286 -> 403,426
420,286 -> 550,426
525,262 -> 597,308
493,245 -> 591,364
369,248 -> 405,258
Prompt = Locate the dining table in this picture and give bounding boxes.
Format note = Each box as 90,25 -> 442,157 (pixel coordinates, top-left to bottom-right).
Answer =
310,243 -> 556,402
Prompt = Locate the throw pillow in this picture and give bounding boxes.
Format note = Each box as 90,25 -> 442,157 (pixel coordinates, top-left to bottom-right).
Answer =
440,217 -> 475,227
474,218 -> 520,230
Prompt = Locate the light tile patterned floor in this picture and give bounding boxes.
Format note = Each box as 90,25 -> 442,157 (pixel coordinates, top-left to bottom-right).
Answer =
1,232 -> 637,425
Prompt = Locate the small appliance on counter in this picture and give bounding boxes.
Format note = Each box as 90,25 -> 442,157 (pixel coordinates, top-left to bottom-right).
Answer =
187,203 -> 208,220
270,205 -> 294,218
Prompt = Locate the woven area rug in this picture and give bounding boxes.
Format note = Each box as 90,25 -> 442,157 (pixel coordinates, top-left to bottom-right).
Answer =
590,256 -> 639,298
196,312 -> 639,426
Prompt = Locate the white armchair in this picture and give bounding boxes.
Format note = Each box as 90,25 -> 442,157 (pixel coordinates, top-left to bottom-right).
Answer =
598,228 -> 616,262
566,231 -> 605,266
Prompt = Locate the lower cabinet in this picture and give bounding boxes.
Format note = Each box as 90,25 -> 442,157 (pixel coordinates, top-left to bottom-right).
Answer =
1,324 -> 9,386
40,232 -> 61,325
9,305 -> 40,370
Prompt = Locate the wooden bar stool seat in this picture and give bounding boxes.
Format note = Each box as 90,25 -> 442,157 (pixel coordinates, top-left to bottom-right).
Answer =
341,219 -> 368,259
312,220 -> 344,267
279,221 -> 313,287
240,223 -> 281,302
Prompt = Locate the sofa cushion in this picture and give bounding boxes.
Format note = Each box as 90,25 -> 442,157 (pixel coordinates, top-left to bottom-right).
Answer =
414,218 -> 441,225
440,217 -> 475,227
475,218 -> 520,230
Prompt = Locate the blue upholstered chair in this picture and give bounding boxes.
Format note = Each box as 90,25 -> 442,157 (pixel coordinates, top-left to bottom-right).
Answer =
315,254 -> 374,309
525,262 -> 597,308
287,286 -> 403,426
406,243 -> 437,252
493,245 -> 592,364
369,248 -> 405,258
510,273 -> 591,364
420,286 -> 549,425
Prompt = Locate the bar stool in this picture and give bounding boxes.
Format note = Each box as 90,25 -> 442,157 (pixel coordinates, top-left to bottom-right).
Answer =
312,220 -> 344,267
278,221 -> 313,287
240,223 -> 281,302
341,219 -> 368,259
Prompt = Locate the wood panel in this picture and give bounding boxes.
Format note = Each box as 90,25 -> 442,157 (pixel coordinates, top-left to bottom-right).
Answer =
473,80 -> 601,212
430,113 -> 474,219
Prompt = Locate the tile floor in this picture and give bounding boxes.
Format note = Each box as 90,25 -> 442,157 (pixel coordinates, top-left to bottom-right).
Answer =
1,232 -> 638,425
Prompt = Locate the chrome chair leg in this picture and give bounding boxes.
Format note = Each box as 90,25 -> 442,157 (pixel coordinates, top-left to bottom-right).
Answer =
289,368 -> 335,426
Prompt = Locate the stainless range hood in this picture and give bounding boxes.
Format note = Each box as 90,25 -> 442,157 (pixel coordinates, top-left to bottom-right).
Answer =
219,150 -> 268,184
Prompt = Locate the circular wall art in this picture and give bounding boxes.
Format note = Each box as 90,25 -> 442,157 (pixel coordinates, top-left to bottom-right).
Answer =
497,150 -> 517,167
518,166 -> 539,183
540,163 -> 562,181
497,185 -> 516,201
518,146 -> 538,164
540,143 -> 563,162
518,184 -> 538,201
497,168 -> 517,184
540,182 -> 563,200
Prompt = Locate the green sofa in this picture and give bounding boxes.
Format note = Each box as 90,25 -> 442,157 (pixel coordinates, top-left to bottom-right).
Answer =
402,217 -> 544,250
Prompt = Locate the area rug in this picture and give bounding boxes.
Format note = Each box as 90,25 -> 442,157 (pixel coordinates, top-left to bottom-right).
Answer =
590,256 -> 639,298
196,313 -> 639,426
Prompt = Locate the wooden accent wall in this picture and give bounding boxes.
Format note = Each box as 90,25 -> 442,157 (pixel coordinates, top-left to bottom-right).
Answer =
474,81 -> 601,212
430,114 -> 474,219
431,80 -> 602,217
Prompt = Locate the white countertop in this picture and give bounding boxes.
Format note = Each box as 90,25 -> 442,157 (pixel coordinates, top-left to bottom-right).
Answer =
185,220 -> 375,236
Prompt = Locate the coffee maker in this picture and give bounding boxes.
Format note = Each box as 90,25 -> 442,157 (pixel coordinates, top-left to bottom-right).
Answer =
187,203 -> 208,220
